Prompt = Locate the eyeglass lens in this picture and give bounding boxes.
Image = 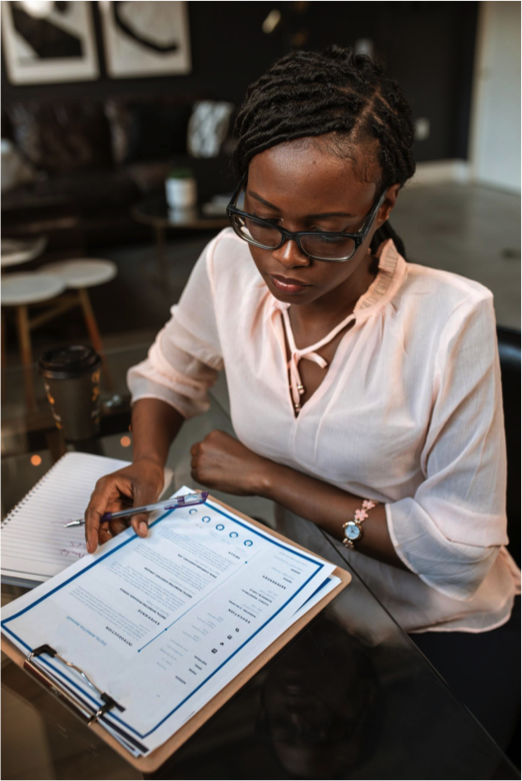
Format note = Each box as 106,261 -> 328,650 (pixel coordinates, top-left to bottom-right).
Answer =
232,214 -> 357,261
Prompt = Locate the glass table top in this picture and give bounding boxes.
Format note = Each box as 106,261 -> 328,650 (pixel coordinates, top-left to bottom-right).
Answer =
1,349 -> 519,779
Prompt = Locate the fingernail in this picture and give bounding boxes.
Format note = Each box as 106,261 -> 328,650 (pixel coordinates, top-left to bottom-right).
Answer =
139,521 -> 148,536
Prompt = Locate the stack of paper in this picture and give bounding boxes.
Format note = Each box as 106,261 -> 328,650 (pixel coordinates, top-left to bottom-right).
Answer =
2,487 -> 340,757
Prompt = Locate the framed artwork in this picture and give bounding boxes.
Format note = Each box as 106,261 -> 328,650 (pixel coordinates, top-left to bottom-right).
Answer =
100,1 -> 191,79
1,1 -> 99,84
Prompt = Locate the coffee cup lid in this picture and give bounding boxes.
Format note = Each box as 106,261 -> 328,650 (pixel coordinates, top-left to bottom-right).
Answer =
39,345 -> 101,379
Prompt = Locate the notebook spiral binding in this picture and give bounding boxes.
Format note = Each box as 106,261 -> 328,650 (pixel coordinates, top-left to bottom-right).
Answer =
1,455 -> 65,528
24,644 -> 124,725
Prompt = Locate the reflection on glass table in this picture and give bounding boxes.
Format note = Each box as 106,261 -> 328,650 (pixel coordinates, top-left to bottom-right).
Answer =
131,195 -> 228,289
1,350 -> 519,780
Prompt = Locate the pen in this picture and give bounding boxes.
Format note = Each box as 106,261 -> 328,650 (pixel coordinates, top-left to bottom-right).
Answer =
63,491 -> 209,528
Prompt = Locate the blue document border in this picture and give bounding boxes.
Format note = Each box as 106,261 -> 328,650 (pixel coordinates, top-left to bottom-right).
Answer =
2,500 -> 326,741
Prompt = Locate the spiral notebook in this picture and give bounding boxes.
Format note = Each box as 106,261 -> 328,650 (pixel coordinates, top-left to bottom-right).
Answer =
1,452 -> 173,588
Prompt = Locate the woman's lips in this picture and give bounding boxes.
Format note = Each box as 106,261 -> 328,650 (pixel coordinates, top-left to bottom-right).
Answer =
269,274 -> 310,295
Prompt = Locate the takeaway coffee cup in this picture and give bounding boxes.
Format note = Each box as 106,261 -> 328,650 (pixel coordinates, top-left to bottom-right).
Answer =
39,345 -> 102,440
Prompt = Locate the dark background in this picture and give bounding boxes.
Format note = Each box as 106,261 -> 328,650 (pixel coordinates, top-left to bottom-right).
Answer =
1,1 -> 479,162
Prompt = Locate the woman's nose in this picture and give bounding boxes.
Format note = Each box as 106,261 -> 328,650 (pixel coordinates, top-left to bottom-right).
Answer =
271,238 -> 310,268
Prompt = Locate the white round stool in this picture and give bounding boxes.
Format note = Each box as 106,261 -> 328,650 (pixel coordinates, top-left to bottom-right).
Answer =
1,272 -> 67,409
1,272 -> 66,306
1,236 -> 48,268
40,259 -> 117,288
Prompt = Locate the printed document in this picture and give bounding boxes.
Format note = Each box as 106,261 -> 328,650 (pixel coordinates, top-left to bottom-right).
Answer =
2,490 -> 336,755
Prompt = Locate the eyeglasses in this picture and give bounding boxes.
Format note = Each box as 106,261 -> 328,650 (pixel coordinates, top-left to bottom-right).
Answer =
227,174 -> 387,263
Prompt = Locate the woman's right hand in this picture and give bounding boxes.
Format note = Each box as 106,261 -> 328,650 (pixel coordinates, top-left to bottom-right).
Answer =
84,458 -> 165,553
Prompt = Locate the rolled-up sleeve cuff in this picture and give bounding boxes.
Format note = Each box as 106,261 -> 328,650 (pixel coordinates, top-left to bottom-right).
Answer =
127,364 -> 210,420
385,498 -> 500,601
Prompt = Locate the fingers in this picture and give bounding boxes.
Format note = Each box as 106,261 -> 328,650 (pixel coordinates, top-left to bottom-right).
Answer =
129,480 -> 161,539
98,516 -> 130,546
85,492 -> 107,554
85,474 -> 132,554
84,466 -> 166,552
109,518 -> 130,537
189,432 -> 224,484
98,522 -> 113,546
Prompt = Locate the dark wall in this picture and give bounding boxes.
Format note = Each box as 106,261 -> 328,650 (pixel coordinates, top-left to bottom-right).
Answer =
1,3 -> 286,104
1,1 -> 478,162
305,1 -> 479,161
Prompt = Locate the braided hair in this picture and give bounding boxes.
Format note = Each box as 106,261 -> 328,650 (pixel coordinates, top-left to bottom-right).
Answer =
232,46 -> 416,258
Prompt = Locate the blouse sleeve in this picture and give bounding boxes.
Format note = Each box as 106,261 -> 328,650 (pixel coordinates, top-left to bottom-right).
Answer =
127,237 -> 223,419
386,292 -> 508,601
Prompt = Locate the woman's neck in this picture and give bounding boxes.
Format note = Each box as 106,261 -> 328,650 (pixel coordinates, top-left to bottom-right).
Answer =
289,252 -> 378,340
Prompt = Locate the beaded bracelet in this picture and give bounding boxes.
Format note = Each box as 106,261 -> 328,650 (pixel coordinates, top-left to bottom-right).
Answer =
342,499 -> 378,549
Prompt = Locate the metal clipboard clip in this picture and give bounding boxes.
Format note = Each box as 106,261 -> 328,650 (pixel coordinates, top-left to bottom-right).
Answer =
23,644 -> 124,725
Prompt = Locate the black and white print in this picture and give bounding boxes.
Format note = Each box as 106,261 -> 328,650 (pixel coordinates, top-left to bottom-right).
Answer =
100,1 -> 191,79
1,1 -> 98,84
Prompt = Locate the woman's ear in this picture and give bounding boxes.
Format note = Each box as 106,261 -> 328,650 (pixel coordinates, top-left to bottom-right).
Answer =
377,183 -> 401,226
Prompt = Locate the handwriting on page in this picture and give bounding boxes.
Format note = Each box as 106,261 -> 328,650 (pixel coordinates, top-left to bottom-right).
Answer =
60,541 -> 86,560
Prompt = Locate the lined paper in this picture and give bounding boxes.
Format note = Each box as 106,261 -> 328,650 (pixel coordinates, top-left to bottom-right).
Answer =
1,452 -> 131,585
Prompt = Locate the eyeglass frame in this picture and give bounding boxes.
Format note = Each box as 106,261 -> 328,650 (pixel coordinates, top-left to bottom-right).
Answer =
226,173 -> 388,263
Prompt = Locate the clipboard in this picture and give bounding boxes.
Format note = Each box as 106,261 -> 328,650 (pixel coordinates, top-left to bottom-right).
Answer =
1,495 -> 351,774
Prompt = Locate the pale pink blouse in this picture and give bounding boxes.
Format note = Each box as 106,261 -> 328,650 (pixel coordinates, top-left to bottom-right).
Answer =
128,228 -> 521,633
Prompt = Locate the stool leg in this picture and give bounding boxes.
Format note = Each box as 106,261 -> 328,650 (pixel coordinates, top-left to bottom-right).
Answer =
0,309 -> 6,401
16,305 -> 36,411
77,287 -> 113,390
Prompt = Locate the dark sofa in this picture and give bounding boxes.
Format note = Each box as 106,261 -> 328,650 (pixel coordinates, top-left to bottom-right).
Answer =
2,96 -> 236,254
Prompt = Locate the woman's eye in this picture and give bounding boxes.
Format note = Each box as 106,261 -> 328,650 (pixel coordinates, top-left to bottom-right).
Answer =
253,214 -> 280,224
310,226 -> 343,234
316,233 -> 346,244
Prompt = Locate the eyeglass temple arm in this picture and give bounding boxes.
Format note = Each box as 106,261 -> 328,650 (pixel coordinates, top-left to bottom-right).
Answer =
228,172 -> 248,209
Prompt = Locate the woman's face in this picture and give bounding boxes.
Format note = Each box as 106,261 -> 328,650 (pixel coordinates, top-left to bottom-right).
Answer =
244,138 -> 399,307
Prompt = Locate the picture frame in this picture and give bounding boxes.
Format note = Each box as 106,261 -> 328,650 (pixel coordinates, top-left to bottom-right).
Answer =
1,1 -> 99,85
99,1 -> 191,79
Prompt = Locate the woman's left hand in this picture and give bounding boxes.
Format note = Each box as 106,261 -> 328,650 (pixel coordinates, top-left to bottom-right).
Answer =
190,430 -> 271,496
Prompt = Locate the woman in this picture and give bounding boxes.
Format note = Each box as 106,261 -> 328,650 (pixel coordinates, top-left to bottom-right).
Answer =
86,47 -> 520,746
